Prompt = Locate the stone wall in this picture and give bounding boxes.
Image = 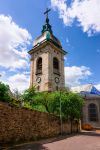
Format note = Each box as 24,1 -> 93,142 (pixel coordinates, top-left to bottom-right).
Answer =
0,102 -> 79,145
30,43 -> 65,92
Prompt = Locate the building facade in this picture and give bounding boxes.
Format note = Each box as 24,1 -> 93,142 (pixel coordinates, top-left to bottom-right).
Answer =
28,10 -> 66,92
82,95 -> 100,128
71,84 -> 100,128
28,10 -> 100,128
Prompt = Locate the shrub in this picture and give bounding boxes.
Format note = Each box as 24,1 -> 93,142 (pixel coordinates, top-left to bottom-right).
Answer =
0,82 -> 11,102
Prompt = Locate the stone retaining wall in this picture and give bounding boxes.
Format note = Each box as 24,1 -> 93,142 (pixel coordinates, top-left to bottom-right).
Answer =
0,102 -> 79,145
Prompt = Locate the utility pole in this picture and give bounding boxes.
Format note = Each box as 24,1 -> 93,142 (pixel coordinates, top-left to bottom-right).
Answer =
59,89 -> 63,135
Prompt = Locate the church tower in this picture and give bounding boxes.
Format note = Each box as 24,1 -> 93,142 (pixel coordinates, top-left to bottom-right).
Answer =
28,9 -> 67,92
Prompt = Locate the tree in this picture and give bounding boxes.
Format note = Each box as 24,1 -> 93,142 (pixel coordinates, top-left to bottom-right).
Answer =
22,86 -> 36,103
22,87 -> 84,133
61,92 -> 84,133
13,89 -> 21,101
33,91 -> 64,114
43,91 -> 83,133
47,91 -> 62,115
12,89 -> 24,107
33,92 -> 51,112
0,82 -> 11,102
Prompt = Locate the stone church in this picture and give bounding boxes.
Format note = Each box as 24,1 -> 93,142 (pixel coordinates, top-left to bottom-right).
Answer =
28,10 -> 100,129
72,84 -> 100,128
28,9 -> 66,92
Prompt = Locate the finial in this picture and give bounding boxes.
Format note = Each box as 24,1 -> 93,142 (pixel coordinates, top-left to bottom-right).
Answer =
42,8 -> 53,34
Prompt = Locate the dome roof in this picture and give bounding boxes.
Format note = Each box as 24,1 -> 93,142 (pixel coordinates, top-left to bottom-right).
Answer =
33,31 -> 62,48
33,10 -> 62,49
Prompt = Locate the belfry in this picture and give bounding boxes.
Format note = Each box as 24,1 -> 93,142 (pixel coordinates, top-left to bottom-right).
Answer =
28,9 -> 67,91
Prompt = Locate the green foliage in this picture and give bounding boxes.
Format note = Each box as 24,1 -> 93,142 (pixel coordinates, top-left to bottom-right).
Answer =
22,86 -> 36,103
33,92 -> 51,112
21,87 -> 84,121
48,91 -> 61,115
0,82 -> 11,102
13,89 -> 22,101
11,89 -> 23,107
61,92 -> 84,120
23,101 -> 33,110
0,80 -> 84,122
0,81 -> 83,121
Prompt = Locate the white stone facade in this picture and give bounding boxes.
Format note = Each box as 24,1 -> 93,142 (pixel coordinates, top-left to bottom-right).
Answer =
29,42 -> 65,92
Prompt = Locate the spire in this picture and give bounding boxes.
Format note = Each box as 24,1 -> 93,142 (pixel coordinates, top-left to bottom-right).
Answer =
42,8 -> 53,34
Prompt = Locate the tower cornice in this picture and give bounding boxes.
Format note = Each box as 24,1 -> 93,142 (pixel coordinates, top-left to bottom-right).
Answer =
28,40 -> 67,55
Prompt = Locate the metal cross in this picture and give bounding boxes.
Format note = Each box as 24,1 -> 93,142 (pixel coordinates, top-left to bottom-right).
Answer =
44,8 -> 51,18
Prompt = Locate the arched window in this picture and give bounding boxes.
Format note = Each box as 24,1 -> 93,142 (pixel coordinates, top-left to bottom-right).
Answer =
53,57 -> 60,75
36,57 -> 42,74
53,57 -> 59,70
88,103 -> 98,121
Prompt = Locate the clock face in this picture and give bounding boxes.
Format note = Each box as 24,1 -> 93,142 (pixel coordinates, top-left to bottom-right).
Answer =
36,77 -> 41,83
55,77 -> 59,83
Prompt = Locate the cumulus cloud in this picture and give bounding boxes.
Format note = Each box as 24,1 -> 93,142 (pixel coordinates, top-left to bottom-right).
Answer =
51,0 -> 100,36
0,71 -> 6,79
0,14 -> 32,69
7,74 -> 30,92
95,84 -> 100,91
0,71 -> 30,92
64,66 -> 92,87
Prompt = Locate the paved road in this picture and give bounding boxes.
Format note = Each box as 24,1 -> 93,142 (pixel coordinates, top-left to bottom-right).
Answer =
5,133 -> 100,150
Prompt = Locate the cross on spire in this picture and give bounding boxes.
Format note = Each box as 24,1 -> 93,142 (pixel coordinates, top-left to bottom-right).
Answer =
42,8 -> 53,34
44,8 -> 51,18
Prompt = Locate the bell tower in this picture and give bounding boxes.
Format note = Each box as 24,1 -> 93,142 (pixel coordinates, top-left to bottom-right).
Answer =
28,9 -> 67,91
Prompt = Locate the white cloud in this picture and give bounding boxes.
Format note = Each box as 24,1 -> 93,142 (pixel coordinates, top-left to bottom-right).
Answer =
51,0 -> 100,36
64,66 -> 92,87
0,71 -> 6,78
95,84 -> 100,91
8,74 -> 30,92
64,56 -> 67,61
0,71 -> 30,92
66,37 -> 69,44
0,14 -> 32,69
51,0 -> 71,25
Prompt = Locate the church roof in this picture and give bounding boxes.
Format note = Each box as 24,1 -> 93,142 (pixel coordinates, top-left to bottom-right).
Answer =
71,84 -> 100,97
33,31 -> 62,49
33,9 -> 62,49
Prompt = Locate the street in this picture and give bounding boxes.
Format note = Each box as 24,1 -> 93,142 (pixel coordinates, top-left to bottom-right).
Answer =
8,132 -> 100,150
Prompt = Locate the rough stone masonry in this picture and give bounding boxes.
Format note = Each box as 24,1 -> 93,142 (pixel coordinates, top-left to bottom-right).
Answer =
0,102 -> 79,145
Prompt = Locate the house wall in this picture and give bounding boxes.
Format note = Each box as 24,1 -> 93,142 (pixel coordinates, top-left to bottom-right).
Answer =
82,97 -> 100,128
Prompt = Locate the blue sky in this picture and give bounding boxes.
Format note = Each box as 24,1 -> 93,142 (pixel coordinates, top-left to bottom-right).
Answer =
0,0 -> 100,91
